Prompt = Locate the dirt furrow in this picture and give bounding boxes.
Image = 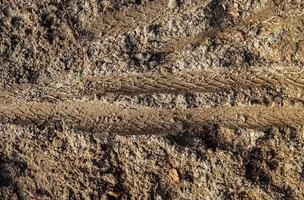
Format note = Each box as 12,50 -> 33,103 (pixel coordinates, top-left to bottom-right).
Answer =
0,100 -> 303,134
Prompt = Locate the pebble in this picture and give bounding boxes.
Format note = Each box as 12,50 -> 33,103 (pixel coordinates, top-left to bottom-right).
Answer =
168,0 -> 179,9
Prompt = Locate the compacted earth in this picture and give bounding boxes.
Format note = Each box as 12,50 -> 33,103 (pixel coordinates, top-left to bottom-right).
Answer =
0,0 -> 304,199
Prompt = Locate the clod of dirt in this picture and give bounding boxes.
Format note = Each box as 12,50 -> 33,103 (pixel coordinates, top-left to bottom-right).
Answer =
0,165 -> 15,188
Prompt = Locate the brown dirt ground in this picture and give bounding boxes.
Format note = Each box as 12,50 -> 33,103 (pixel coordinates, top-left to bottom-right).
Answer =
0,0 -> 304,199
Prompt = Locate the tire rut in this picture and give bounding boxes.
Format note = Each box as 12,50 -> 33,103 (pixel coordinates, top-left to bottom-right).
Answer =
161,3 -> 304,59
2,67 -> 304,100
80,68 -> 304,96
90,0 -> 211,38
1,100 -> 303,135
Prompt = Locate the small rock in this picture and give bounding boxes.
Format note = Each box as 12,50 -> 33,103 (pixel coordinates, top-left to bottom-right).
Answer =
228,3 -> 239,18
134,52 -> 151,62
168,0 -> 179,9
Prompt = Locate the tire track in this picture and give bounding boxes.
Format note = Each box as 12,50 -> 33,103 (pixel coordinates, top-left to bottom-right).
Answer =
1,100 -> 303,134
81,68 -> 304,96
161,2 -> 303,56
90,0 -> 211,38
2,67 -> 304,100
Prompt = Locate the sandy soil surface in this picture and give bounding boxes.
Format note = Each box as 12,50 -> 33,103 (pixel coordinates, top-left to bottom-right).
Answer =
0,0 -> 304,199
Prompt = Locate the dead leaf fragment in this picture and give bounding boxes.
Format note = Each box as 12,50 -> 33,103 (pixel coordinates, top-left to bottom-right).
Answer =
107,191 -> 121,198
169,168 -> 180,184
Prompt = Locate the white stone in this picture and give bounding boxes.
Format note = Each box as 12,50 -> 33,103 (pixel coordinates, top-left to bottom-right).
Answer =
168,0 -> 179,9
